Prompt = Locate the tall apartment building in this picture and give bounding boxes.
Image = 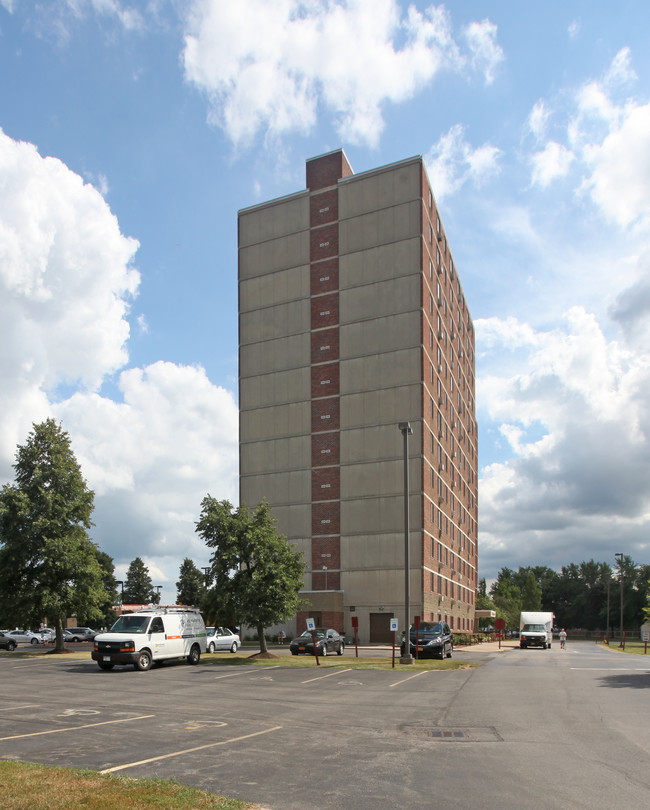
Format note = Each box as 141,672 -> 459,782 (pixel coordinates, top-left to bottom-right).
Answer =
238,150 -> 478,643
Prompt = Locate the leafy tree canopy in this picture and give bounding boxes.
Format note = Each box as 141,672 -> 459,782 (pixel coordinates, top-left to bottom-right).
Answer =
0,419 -> 109,649
176,558 -> 207,607
123,556 -> 159,605
196,498 -> 305,653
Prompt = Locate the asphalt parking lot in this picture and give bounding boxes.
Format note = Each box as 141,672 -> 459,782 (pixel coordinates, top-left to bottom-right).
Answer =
1,642 -> 649,810
0,648 -> 483,809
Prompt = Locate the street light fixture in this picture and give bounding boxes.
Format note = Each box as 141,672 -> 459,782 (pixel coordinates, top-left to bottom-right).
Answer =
398,421 -> 413,665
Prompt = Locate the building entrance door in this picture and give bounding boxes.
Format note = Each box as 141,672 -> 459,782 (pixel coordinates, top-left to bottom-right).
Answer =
369,613 -> 393,643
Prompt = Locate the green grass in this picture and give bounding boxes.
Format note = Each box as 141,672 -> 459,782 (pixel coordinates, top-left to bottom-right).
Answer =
597,640 -> 650,656
0,647 -> 477,670
0,761 -> 257,809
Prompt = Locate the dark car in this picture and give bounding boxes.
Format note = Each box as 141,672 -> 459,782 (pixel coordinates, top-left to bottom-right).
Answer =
0,632 -> 18,651
401,621 -> 453,659
290,628 -> 344,656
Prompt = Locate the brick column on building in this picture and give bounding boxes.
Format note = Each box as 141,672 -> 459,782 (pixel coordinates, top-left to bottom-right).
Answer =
306,151 -> 352,597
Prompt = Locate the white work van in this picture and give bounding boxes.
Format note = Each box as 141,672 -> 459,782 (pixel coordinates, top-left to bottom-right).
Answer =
519,611 -> 554,649
92,606 -> 206,671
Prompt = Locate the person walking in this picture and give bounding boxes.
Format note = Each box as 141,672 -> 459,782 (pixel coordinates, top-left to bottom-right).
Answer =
560,628 -> 567,650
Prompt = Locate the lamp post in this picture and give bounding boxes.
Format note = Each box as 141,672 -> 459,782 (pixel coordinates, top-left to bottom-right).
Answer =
398,421 -> 413,664
606,577 -> 611,644
615,553 -> 624,646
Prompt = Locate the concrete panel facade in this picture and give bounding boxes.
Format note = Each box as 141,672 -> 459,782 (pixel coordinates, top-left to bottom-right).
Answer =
238,150 -> 478,642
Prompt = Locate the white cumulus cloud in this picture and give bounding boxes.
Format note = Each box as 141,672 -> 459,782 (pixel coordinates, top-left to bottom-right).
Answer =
425,123 -> 501,199
476,307 -> 650,576
530,141 -> 574,188
182,0 -> 502,148
0,128 -> 239,596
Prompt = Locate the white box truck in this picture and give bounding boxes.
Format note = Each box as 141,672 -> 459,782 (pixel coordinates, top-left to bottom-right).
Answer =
92,606 -> 206,671
519,611 -> 554,649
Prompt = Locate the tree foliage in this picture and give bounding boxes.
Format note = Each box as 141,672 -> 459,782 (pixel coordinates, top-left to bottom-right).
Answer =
0,419 -> 108,650
176,558 -> 206,607
488,558 -> 650,631
196,498 -> 305,653
123,557 -> 159,605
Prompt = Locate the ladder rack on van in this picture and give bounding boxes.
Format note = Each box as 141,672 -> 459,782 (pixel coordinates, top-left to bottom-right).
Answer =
131,605 -> 202,614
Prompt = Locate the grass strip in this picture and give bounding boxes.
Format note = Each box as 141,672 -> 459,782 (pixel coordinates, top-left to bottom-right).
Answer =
0,761 -> 257,810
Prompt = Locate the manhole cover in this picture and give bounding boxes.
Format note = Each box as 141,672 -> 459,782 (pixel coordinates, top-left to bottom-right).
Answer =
402,726 -> 502,742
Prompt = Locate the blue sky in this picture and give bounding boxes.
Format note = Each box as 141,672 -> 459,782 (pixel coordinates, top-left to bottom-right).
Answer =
1,1 -> 649,603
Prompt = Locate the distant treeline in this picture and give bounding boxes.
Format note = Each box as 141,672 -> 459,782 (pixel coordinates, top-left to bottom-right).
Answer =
477,557 -> 650,631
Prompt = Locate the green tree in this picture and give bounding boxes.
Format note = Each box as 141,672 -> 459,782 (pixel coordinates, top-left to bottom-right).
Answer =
196,498 -> 305,653
176,558 -> 206,607
643,579 -> 650,623
0,419 -> 108,651
77,550 -> 119,629
123,557 -> 158,604
490,568 -> 522,629
521,570 -> 542,611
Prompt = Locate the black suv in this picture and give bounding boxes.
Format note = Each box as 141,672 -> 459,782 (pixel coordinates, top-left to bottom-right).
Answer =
401,621 -> 453,659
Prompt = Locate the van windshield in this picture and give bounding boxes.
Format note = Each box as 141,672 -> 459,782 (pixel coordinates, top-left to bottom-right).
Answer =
110,615 -> 151,634
523,624 -> 546,632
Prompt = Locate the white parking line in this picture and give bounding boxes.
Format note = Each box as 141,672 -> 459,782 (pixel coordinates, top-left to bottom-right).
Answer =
0,714 -> 155,742
570,667 -> 649,671
99,725 -> 283,773
0,704 -> 41,713
213,666 -> 281,680
302,668 -> 352,684
389,670 -> 429,688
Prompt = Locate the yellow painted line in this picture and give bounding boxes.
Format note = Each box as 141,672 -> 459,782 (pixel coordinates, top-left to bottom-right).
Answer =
99,725 -> 283,773
0,714 -> 155,742
0,704 -> 40,712
213,666 -> 281,680
302,668 -> 352,684
389,670 -> 429,688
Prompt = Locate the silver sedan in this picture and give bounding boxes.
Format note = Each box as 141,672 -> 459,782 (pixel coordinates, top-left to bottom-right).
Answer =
206,627 -> 241,653
6,629 -> 41,645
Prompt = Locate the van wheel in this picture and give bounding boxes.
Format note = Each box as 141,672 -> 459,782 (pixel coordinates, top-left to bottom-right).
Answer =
134,650 -> 152,671
188,645 -> 201,665
98,662 -> 114,671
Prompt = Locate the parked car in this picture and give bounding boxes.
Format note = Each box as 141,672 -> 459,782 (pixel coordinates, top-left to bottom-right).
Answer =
289,628 -> 344,656
6,629 -> 41,645
37,628 -> 56,642
401,621 -> 453,659
0,632 -> 18,651
206,627 -> 241,653
64,627 -> 97,642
